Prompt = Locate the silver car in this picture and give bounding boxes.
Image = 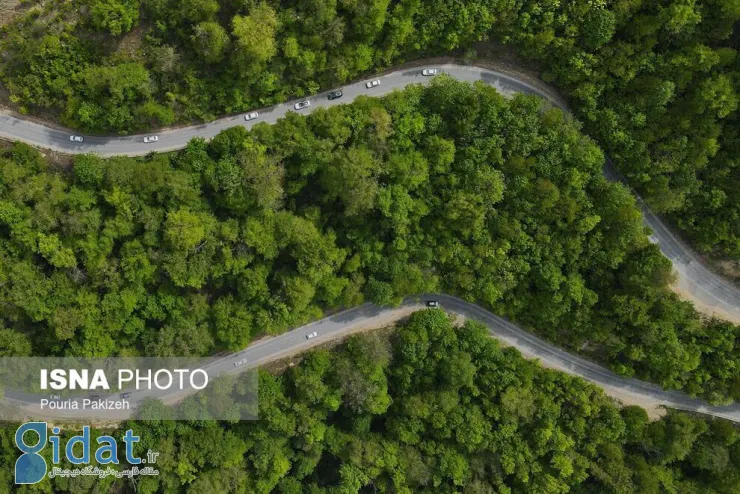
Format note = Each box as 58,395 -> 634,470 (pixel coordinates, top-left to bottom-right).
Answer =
233,357 -> 248,367
294,100 -> 311,110
143,135 -> 159,143
422,68 -> 439,76
244,112 -> 259,121
69,135 -> 84,142
365,79 -> 380,89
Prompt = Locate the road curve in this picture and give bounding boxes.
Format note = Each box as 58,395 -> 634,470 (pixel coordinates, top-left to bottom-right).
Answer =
4,295 -> 740,423
1,63 -> 738,322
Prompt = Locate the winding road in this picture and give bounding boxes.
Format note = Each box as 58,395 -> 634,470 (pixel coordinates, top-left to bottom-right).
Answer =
1,63 -> 740,422
4,295 -> 740,423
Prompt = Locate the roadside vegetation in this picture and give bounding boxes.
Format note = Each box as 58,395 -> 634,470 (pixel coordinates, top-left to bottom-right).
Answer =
2,311 -> 739,493
0,0 -> 738,259
1,80 -> 738,402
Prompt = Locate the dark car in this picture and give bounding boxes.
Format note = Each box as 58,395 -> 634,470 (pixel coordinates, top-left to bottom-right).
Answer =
120,392 -> 131,399
327,90 -> 343,100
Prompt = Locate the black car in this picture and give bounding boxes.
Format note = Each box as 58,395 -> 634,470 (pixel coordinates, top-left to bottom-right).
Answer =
327,90 -> 343,100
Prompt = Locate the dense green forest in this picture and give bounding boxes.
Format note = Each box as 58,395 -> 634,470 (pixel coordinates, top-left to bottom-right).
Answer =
2,311 -> 739,493
1,0 -> 738,257
1,80 -> 739,403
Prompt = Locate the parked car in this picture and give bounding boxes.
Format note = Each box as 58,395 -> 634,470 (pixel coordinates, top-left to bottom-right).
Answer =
49,394 -> 61,401
327,90 -> 343,100
69,135 -> 84,142
426,300 -> 440,307
120,392 -> 131,399
365,79 -> 380,89
294,100 -> 311,110
422,68 -> 439,76
244,112 -> 259,121
306,331 -> 318,339
143,135 -> 159,143
233,357 -> 248,367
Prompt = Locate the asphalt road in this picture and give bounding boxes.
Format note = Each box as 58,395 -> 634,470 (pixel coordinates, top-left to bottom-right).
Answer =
1,64 -> 740,422
4,295 -> 740,422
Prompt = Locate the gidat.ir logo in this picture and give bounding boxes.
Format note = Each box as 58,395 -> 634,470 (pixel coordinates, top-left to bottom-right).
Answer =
15,422 -> 48,484
14,422 -> 142,485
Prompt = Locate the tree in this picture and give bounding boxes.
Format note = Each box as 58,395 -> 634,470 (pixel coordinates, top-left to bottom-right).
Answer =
90,0 -> 140,36
192,21 -> 230,64
232,3 -> 279,66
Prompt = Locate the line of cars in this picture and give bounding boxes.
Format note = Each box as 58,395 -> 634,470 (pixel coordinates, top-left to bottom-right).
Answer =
69,135 -> 160,143
67,69 -> 441,147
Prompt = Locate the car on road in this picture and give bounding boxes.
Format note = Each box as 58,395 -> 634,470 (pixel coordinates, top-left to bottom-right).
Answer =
306,331 -> 318,339
49,394 -> 61,401
327,90 -> 343,100
233,357 -> 248,367
422,68 -> 439,76
244,112 -> 259,121
69,135 -> 84,142
365,79 -> 380,89
426,300 -> 440,307
294,100 -> 311,110
143,135 -> 159,143
120,392 -> 131,399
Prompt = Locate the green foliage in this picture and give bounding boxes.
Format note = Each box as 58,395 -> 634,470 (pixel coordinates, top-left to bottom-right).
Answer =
89,0 -> 141,36
4,312 -> 738,492
2,0 -> 738,257
0,82 -> 738,404
191,21 -> 229,64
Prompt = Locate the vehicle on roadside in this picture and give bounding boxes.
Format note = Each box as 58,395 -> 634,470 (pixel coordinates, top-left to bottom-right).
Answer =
244,112 -> 259,121
306,331 -> 318,339
327,90 -> 343,100
143,135 -> 159,143
50,394 -> 61,401
120,392 -> 131,399
233,357 -> 248,367
365,79 -> 380,89
426,300 -> 440,307
294,100 -> 311,110
422,68 -> 439,76
69,135 -> 84,142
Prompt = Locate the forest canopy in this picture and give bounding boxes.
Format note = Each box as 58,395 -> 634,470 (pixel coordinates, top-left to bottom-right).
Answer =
0,0 -> 738,258
1,80 -> 739,403
1,311 -> 739,493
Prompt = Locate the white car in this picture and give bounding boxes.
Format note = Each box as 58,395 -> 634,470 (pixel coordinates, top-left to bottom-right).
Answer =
306,331 -> 318,339
365,79 -> 380,89
233,357 -> 248,367
294,100 -> 311,110
69,135 -> 84,142
426,300 -> 440,307
244,112 -> 259,121
422,68 -> 439,76
50,394 -> 61,401
143,135 -> 159,143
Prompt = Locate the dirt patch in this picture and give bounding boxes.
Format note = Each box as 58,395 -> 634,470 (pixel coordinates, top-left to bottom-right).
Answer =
0,0 -> 22,27
670,282 -> 740,324
114,24 -> 145,59
707,258 -> 740,288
